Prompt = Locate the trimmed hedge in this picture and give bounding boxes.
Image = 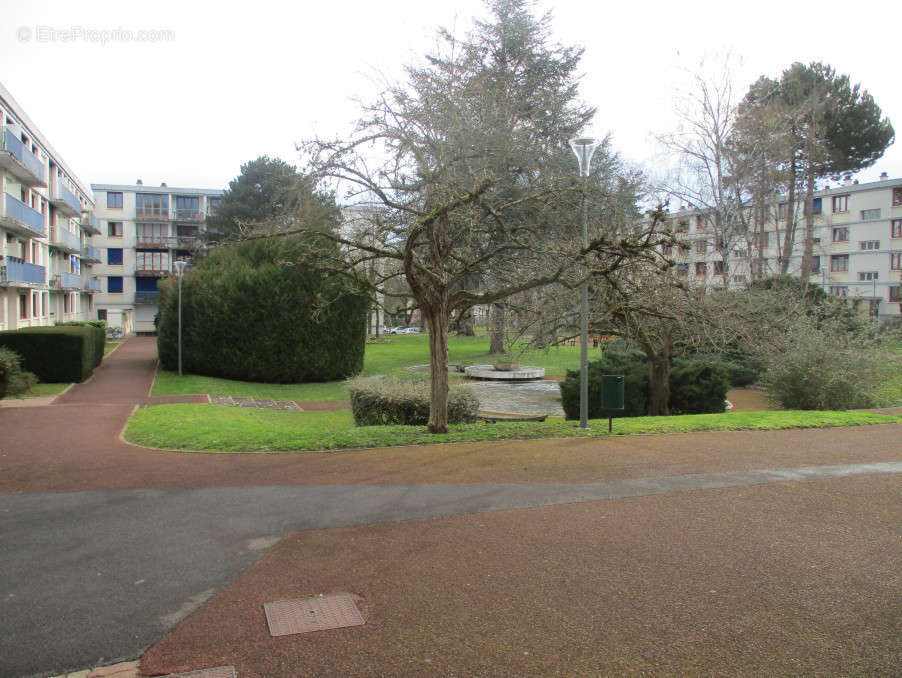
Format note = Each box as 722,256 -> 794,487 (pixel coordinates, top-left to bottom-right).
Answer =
156,236 -> 369,383
56,321 -> 105,368
349,376 -> 480,426
559,351 -> 729,419
0,326 -> 97,382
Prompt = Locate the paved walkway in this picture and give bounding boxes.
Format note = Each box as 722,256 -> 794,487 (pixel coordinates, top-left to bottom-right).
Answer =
1,337 -> 900,677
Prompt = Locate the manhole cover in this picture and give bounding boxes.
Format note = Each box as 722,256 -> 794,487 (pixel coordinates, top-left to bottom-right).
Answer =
264,593 -> 365,636
164,668 -> 236,678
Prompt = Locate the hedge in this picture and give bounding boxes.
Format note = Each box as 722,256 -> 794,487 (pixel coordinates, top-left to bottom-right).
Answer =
349,376 -> 480,426
0,326 -> 97,382
55,321 -> 105,368
156,235 -> 369,383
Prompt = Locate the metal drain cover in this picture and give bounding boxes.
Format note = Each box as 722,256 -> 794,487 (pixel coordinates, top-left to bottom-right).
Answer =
264,593 -> 365,636
164,667 -> 236,678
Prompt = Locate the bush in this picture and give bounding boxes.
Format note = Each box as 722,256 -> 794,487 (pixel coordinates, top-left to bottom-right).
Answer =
0,326 -> 96,382
0,347 -> 36,398
669,359 -> 729,414
55,321 -> 105,367
349,376 -> 479,426
156,236 -> 369,383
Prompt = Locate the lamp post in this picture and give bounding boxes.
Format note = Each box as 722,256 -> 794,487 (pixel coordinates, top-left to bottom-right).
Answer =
569,135 -> 599,430
174,259 -> 188,376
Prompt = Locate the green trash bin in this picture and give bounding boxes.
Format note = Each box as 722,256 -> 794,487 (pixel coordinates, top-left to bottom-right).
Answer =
601,375 -> 624,431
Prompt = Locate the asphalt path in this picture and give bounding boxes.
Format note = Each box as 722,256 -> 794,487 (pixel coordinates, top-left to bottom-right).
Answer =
3,461 -> 902,677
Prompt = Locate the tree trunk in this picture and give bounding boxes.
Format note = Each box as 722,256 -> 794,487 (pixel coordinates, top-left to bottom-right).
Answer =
489,303 -> 505,354
780,153 -> 797,275
454,307 -> 476,336
425,305 -> 450,434
800,163 -> 816,283
647,355 -> 671,416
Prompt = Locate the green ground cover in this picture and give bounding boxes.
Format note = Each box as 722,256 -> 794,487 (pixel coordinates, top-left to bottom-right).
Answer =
151,333 -> 586,400
104,340 -> 123,355
19,382 -> 70,398
124,405 -> 902,453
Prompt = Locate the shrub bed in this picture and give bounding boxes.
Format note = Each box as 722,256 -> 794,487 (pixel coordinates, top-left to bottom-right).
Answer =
0,326 -> 96,382
349,376 -> 479,426
0,347 -> 36,398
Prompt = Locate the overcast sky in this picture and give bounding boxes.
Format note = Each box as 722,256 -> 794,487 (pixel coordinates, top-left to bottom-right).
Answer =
2,0 -> 899,197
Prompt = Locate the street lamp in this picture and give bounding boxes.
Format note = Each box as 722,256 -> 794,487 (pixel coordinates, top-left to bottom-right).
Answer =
174,259 -> 188,376
570,135 -> 600,430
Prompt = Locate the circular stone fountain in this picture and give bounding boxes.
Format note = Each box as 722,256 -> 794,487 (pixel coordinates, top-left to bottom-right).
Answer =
464,364 -> 545,381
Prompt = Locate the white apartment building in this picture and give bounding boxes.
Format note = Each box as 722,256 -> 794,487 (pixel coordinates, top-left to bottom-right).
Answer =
0,83 -> 98,332
668,175 -> 902,320
91,183 -> 223,333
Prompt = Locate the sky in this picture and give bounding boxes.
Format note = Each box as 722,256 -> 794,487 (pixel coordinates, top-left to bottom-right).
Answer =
2,0 -> 900,198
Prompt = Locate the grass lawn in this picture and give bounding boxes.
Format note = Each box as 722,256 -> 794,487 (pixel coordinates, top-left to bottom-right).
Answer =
105,340 -> 123,355
124,405 -> 902,453
19,382 -> 70,399
151,333 -> 586,401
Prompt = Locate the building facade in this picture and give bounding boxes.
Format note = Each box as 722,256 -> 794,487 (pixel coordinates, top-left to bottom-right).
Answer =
667,175 -> 902,320
91,183 -> 222,333
0,83 -> 99,332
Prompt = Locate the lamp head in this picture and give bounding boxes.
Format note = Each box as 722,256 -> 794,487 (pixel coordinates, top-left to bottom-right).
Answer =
569,136 -> 599,177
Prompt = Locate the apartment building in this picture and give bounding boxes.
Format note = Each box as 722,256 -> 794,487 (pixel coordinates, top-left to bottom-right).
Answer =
667,175 -> 902,320
91,183 -> 223,333
0,83 -> 98,332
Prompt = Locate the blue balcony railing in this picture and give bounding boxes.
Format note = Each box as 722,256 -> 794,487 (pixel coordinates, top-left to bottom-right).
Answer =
135,290 -> 160,302
3,193 -> 46,236
84,277 -> 101,292
53,271 -> 81,289
79,212 -> 98,233
81,245 -> 101,262
1,257 -> 46,285
51,226 -> 81,251
53,177 -> 82,214
1,127 -> 46,183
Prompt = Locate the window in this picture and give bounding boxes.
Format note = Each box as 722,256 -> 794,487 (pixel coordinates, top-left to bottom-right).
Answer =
676,219 -> 689,233
175,196 -> 199,211
830,254 -> 849,272
107,276 -> 123,293
695,262 -> 707,276
891,253 -> 901,271
890,286 -> 901,302
812,256 -> 820,273
676,263 -> 689,276
858,272 -> 879,281
108,221 -> 123,237
107,192 -> 123,209
778,202 -> 788,219
107,248 -> 123,265
832,195 -> 849,213
893,187 -> 902,206
19,293 -> 27,319
755,231 -> 770,249
832,227 -> 849,242
829,286 -> 848,297
732,275 -> 746,284
861,208 -> 881,221
695,215 -> 705,230
804,198 -> 822,215
713,260 -> 725,275
135,250 -> 170,272
63,293 -> 70,313
208,197 -> 222,215
97,309 -> 107,322
860,240 -> 880,250
892,220 -> 902,238
695,240 -> 707,255
135,193 -> 169,217
136,222 -> 168,245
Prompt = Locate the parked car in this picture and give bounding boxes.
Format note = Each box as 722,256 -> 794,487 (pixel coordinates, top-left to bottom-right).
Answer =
389,326 -> 408,334
403,327 -> 421,334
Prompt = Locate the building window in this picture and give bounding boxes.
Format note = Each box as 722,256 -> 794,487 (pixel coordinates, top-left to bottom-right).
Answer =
107,192 -> 123,209
889,286 -> 901,302
861,208 -> 881,221
108,221 -> 123,237
755,232 -> 770,249
19,293 -> 27,319
804,198 -> 822,215
832,195 -> 849,213
829,286 -> 848,297
830,254 -> 849,272
732,274 -> 746,284
860,240 -> 880,250
858,271 -> 879,281
63,293 -> 70,313
891,253 -> 901,271
97,309 -> 108,322
694,262 -> 707,276
812,256 -> 820,273
713,260 -> 725,275
107,248 -> 123,265
832,227 -> 849,242
107,276 -> 123,293
136,193 -> 169,217
778,202 -> 788,219
208,197 -> 222,215
136,250 -> 170,272
892,220 -> 902,238
136,222 -> 168,245
695,240 -> 707,255
893,187 -> 902,206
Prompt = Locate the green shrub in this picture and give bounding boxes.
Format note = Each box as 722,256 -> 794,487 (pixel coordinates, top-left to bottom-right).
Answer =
349,376 -> 479,426
156,236 -> 369,383
55,321 -> 105,367
0,326 -> 95,382
0,347 -> 36,398
669,359 -> 729,414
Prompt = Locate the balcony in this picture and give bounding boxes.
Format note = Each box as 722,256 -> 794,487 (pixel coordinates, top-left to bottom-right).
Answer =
173,208 -> 204,222
81,245 -> 102,263
135,236 -> 173,249
51,271 -> 82,290
79,211 -> 100,235
134,266 -> 169,277
50,225 -> 82,253
135,208 -> 171,221
0,127 -> 46,186
50,176 -> 82,217
135,290 -> 160,303
0,193 -> 46,238
84,276 -> 101,293
0,257 -> 45,286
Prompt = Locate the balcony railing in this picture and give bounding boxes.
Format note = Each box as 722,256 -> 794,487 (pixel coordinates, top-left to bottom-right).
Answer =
134,266 -> 169,276
50,226 -> 82,252
51,177 -> 82,216
0,257 -> 46,285
84,277 -> 101,292
173,208 -> 204,222
79,211 -> 100,234
135,208 -> 171,220
135,235 -> 199,249
51,271 -> 81,290
0,127 -> 46,186
135,290 -> 160,303
81,245 -> 101,262
1,193 -> 46,237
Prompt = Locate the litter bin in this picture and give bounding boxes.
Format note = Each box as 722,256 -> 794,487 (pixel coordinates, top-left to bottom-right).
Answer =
601,375 -> 624,431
